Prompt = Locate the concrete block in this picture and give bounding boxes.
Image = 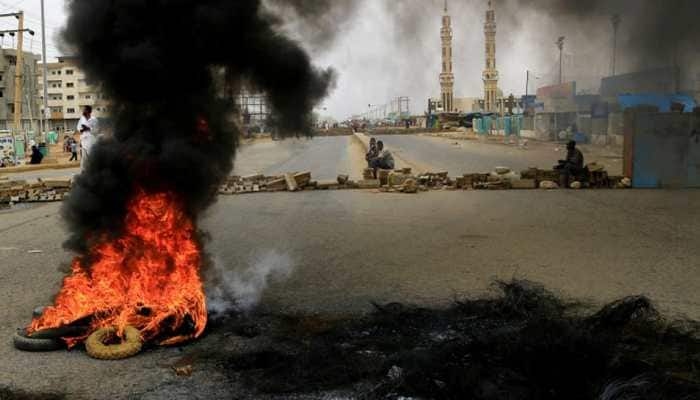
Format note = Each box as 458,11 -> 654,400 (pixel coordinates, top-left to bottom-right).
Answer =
510,179 -> 536,189
294,171 -> 311,187
357,179 -> 380,189
285,173 -> 299,192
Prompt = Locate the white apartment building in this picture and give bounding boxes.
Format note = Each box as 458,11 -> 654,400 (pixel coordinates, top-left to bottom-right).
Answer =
38,56 -> 109,135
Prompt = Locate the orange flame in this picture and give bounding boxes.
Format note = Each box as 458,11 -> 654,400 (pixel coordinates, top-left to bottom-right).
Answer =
29,190 -> 207,347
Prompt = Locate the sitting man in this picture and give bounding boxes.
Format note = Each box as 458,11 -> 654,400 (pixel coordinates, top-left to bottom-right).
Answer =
555,140 -> 584,188
365,137 -> 378,168
369,140 -> 395,171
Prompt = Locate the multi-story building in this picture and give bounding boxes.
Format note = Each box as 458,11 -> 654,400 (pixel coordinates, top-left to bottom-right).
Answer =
0,48 -> 41,133
38,56 -> 109,134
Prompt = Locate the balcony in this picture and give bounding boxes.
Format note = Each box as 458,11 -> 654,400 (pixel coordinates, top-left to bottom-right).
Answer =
50,111 -> 64,120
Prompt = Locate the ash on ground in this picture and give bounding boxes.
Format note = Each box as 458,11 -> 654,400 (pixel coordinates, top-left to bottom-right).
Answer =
193,280 -> 700,399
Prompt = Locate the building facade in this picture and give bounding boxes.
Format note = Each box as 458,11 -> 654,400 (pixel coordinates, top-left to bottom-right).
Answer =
0,48 -> 41,133
439,0 -> 455,113
483,1 -> 499,112
38,56 -> 109,134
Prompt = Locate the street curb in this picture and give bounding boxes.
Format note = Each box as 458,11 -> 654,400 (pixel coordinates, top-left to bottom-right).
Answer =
0,163 -> 79,176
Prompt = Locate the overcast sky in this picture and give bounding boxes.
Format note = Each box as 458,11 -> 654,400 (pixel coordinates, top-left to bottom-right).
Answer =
1,1 -> 654,120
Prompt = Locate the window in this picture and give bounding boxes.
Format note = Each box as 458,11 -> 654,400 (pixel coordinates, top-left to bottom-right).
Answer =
51,71 -> 56,75
66,82 -> 74,88
67,108 -> 75,114
0,90 -> 3,98
84,95 -> 91,100
67,95 -> 75,100
65,69 -> 74,75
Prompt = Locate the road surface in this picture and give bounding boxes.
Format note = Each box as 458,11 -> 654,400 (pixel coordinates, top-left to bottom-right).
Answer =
1,136 -> 365,182
233,136 -> 365,180
2,189 -> 700,399
374,134 -> 623,175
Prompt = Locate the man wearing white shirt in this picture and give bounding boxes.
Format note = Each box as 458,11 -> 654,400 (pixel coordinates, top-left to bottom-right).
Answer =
77,105 -> 98,170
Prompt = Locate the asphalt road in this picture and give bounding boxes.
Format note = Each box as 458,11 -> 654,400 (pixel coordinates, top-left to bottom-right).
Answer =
1,136 -> 362,183
374,134 -> 623,175
0,135 -> 694,399
233,136 -> 364,180
2,189 -> 700,399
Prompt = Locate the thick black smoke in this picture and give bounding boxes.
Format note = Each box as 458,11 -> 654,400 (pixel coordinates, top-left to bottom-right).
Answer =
502,0 -> 700,80
265,0 -> 360,50
60,0 -> 335,252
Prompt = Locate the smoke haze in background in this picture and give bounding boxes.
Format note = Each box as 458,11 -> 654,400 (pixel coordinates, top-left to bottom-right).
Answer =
59,0 -> 335,253
206,250 -> 295,318
290,0 -> 700,119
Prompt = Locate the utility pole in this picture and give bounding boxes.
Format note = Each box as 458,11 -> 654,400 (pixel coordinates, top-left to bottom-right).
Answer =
556,36 -> 565,84
14,11 -> 24,134
611,14 -> 620,76
525,70 -> 529,97
41,0 -> 49,138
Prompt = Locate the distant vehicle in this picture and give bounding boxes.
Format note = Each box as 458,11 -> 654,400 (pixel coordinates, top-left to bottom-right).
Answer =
459,112 -> 495,128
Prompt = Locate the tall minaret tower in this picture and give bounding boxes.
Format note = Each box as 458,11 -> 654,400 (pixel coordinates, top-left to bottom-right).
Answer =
440,0 -> 454,113
483,0 -> 499,112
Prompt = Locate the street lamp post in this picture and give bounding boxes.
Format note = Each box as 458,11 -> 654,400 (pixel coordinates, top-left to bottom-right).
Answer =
611,14 -> 621,76
41,0 -> 49,138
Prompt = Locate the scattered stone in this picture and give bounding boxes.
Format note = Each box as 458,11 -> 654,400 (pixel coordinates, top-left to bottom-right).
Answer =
293,171 -> 312,188
337,174 -> 349,185
377,169 -> 391,186
284,173 -> 299,192
388,172 -> 409,187
570,181 -> 582,189
620,177 -> 632,188
540,180 -> 559,189
493,166 -> 511,175
402,179 -> 418,193
173,365 -> 193,377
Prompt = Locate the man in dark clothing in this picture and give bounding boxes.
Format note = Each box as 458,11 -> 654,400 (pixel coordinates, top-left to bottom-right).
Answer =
365,137 -> 378,168
369,140 -> 395,171
29,145 -> 44,165
555,140 -> 584,188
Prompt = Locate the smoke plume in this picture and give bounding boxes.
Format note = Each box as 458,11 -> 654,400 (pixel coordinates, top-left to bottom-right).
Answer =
500,0 -> 700,87
265,0 -> 361,51
60,0 -> 335,252
206,250 -> 294,318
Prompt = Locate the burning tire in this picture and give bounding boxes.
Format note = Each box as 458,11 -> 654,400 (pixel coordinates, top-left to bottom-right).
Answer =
86,326 -> 143,360
13,329 -> 64,352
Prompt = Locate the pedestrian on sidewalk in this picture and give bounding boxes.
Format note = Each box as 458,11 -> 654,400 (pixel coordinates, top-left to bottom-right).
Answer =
29,145 -> 44,165
69,140 -> 78,162
77,105 -> 98,170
